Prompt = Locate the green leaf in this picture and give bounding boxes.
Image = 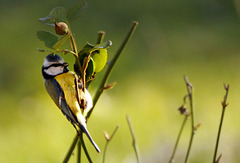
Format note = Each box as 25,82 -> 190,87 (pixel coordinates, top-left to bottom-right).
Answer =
37,31 -> 58,48
38,16 -> 55,26
49,7 -> 67,22
67,1 -> 87,22
85,57 -> 95,79
93,40 -> 112,49
52,34 -> 69,50
39,7 -> 67,26
91,49 -> 108,73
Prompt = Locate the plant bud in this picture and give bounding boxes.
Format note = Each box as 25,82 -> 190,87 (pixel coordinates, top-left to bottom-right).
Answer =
54,21 -> 69,35
178,104 -> 188,115
104,131 -> 110,141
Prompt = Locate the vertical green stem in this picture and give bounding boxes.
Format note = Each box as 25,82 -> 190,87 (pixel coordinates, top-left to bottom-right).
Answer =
63,134 -> 79,163
213,84 -> 229,163
169,115 -> 188,163
80,133 -> 93,163
102,125 -> 119,163
87,21 -> 139,119
96,31 -> 105,44
77,138 -> 82,163
184,75 -> 195,163
127,115 -> 141,163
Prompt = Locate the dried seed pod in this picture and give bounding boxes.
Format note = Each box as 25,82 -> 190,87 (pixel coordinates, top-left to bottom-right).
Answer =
178,104 -> 188,115
54,21 -> 69,35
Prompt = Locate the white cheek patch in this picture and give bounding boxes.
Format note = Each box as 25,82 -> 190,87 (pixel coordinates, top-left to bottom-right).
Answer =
44,66 -> 64,76
43,60 -> 54,67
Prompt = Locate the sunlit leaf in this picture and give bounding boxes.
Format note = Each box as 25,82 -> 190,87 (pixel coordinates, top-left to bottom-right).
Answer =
67,1 -> 87,22
36,31 -> 58,48
52,34 -> 69,50
91,49 -> 108,73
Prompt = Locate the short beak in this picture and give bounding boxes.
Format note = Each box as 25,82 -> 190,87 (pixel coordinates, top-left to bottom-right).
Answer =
63,62 -> 69,67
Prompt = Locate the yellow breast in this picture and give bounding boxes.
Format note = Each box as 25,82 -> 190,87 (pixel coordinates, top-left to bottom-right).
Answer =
55,72 -> 82,115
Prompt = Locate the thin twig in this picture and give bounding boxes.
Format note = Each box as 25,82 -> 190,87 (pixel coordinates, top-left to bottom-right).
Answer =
87,21 -> 139,119
102,125 -> 120,163
80,132 -> 93,163
184,75 -> 195,163
169,115 -> 188,163
213,84 -> 230,163
77,138 -> 81,163
215,154 -> 222,163
126,115 -> 141,163
63,134 -> 79,163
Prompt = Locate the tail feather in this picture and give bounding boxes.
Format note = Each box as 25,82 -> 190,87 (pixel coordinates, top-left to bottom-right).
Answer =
79,124 -> 100,153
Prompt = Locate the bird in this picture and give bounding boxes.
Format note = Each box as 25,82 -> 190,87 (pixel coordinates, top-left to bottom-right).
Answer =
41,53 -> 100,153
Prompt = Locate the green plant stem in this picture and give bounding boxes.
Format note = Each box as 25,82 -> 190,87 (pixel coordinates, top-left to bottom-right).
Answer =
80,132 -> 93,163
102,125 -> 119,163
68,29 -> 82,78
127,115 -> 141,163
63,134 -> 79,163
77,138 -> 82,163
87,21 -> 139,119
213,84 -> 229,163
96,31 -> 105,44
169,115 -> 188,163
184,75 -> 195,163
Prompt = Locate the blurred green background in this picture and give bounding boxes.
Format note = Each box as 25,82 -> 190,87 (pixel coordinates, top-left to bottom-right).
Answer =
1,0 -> 240,162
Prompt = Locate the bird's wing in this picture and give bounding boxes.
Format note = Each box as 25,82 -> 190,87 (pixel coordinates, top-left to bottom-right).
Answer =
46,74 -> 100,153
45,78 -> 78,125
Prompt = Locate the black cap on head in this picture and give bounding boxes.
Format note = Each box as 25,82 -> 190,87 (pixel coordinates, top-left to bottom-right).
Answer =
45,53 -> 64,62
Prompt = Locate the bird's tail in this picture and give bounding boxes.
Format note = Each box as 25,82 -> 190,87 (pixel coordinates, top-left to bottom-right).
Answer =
79,124 -> 101,153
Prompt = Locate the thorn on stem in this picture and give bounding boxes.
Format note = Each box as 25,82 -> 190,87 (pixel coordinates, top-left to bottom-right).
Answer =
194,121 -> 202,131
104,82 -> 117,90
221,101 -> 228,108
215,154 -> 222,163
104,131 -> 110,141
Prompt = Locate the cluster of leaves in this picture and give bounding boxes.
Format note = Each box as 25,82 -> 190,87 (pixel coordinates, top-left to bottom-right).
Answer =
37,1 -> 111,85
74,41 -> 112,84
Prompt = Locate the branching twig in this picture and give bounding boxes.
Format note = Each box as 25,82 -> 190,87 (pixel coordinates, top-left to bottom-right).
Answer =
127,115 -> 141,163
102,125 -> 120,163
63,134 -> 79,163
184,75 -> 195,163
213,84 -> 230,163
77,137 -> 82,163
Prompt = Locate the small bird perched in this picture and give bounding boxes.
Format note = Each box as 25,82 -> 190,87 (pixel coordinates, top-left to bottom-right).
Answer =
42,53 -> 100,153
